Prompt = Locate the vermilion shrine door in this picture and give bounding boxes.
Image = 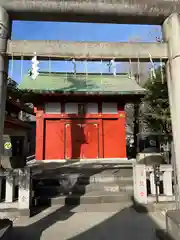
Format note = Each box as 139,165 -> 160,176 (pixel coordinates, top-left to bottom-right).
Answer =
65,122 -> 99,160
83,122 -> 99,159
65,123 -> 84,159
45,120 -> 64,160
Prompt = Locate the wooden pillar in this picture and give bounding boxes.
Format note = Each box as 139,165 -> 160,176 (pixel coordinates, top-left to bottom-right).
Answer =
163,13 -> 180,205
36,109 -> 44,160
118,105 -> 127,158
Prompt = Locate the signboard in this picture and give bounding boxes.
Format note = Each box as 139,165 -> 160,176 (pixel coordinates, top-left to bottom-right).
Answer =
4,142 -> 12,150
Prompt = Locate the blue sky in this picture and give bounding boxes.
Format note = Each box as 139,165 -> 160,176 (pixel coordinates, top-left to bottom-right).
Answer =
10,21 -> 162,83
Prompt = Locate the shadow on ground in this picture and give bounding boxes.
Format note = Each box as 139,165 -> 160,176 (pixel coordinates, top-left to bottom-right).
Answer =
12,198 -> 166,240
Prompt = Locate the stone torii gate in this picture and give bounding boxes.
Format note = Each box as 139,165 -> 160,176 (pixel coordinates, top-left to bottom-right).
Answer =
0,0 -> 179,193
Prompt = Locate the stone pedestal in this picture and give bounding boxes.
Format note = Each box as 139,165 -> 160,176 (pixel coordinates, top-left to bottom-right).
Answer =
133,164 -> 147,204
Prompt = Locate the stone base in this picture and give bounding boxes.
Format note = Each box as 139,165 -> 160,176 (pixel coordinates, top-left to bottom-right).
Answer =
19,209 -> 31,217
136,153 -> 165,164
0,219 -> 12,240
165,210 -> 180,240
0,207 -> 31,218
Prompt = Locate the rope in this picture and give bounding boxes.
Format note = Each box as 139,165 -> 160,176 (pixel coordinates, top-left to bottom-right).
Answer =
160,58 -> 164,84
72,58 -> 76,76
111,58 -> 116,76
65,59 -> 68,85
149,53 -> 156,79
48,57 -> 51,74
84,43 -> 88,86
85,60 -> 88,86
137,57 -> 140,84
100,60 -> 103,76
129,58 -> 132,78
20,54 -> 23,82
100,59 -> 103,85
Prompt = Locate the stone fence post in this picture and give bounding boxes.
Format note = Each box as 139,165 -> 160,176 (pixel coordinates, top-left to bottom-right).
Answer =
18,167 -> 32,216
133,164 -> 148,204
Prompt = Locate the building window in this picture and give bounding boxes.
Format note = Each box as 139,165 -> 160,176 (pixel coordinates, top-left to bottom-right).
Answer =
65,103 -> 99,114
86,103 -> 98,114
65,103 -> 78,114
45,103 -> 61,114
102,103 -> 118,114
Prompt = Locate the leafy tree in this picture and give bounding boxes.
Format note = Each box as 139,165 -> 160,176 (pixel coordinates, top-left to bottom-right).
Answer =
7,77 -> 36,102
7,78 -> 18,89
142,66 -> 171,134
7,77 -> 23,99
6,77 -> 34,121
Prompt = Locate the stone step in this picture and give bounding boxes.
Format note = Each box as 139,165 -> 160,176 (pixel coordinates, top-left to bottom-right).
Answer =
35,191 -> 133,206
32,164 -> 133,175
34,181 -> 133,196
33,167 -> 133,183
33,175 -> 133,186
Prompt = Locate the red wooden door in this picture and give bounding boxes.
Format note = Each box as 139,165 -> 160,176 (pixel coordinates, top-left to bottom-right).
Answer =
65,123 -> 86,159
45,120 -> 64,160
65,122 -> 99,160
83,123 -> 99,159
103,119 -> 122,158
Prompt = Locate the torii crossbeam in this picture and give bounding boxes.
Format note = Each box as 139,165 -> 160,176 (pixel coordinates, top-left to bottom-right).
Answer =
0,0 -> 179,24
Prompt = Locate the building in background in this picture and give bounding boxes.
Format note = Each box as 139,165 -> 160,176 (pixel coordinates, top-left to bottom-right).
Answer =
19,72 -> 146,161
5,81 -> 36,156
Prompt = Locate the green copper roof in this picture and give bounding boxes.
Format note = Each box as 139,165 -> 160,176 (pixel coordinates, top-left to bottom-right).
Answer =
18,72 -> 146,95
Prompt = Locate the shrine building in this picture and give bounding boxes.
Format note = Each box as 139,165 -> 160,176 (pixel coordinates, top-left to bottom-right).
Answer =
19,72 -> 146,162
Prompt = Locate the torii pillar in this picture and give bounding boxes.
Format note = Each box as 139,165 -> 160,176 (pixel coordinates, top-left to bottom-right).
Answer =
163,13 -> 180,205
0,6 -> 10,164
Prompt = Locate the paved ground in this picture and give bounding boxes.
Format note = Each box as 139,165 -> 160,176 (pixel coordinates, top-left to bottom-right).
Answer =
10,204 -> 166,240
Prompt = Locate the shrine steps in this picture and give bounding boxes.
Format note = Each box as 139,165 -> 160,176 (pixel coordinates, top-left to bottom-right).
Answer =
35,191 -> 133,206
32,164 -> 134,206
33,181 -> 133,196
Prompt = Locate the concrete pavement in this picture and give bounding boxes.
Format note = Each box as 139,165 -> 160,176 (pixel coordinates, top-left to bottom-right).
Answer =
11,204 -> 165,240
